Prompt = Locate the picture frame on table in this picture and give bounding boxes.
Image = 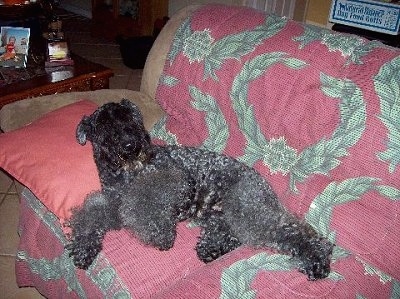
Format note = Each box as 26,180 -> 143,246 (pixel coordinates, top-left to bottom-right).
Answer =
45,40 -> 74,68
0,26 -> 30,68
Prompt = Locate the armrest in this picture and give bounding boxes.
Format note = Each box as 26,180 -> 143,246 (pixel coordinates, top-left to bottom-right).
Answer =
0,89 -> 164,132
140,5 -> 202,99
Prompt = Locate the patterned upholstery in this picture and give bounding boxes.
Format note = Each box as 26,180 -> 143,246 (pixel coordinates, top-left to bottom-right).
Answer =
6,4 -> 400,298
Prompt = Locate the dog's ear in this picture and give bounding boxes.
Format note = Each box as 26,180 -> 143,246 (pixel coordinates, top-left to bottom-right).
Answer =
76,116 -> 93,145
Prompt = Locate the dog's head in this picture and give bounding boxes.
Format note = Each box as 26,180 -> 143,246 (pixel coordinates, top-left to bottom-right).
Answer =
76,99 -> 152,172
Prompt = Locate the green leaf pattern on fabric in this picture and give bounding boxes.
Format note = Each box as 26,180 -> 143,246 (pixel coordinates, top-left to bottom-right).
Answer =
17,250 -> 87,298
230,52 -> 307,170
159,74 -> 180,87
289,73 -> 366,192
170,15 -> 287,80
293,25 -> 334,49
88,257 -> 131,299
391,280 -> 400,299
219,177 -> 399,296
220,253 -> 296,299
168,17 -> 192,65
306,177 -> 380,242
203,15 -> 288,80
150,115 -> 180,145
322,32 -> 364,58
184,29 -> 215,64
231,53 -> 366,192
375,185 -> 400,200
356,257 -> 393,284
220,251 -> 344,298
189,85 -> 229,152
374,55 -> 400,173
19,189 -> 131,299
159,10 -> 400,298
262,136 -> 299,175
292,24 -> 383,65
151,86 -> 228,151
350,40 -> 390,65
306,177 -> 399,245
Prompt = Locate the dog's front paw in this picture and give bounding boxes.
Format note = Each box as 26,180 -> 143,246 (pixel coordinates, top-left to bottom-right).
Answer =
196,234 -> 241,263
298,238 -> 334,280
66,232 -> 104,270
299,259 -> 331,281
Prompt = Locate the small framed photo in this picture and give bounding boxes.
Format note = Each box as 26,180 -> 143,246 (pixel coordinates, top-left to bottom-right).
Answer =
0,26 -> 30,68
45,40 -> 74,67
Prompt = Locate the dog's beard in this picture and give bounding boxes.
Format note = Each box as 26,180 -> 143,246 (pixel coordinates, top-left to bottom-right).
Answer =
118,150 -> 150,171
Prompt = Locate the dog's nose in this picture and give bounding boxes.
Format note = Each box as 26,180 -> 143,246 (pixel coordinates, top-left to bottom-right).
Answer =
122,141 -> 141,157
124,143 -> 133,149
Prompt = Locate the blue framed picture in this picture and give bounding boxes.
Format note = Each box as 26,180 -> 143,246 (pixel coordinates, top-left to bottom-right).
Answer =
0,26 -> 30,68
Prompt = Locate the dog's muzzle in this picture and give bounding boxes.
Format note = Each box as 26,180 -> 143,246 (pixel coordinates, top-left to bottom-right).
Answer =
119,150 -> 149,171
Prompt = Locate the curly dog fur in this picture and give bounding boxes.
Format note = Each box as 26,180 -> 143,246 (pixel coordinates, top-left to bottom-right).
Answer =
66,99 -> 334,280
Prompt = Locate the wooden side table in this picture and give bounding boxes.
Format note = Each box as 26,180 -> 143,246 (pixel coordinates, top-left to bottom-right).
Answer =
0,54 -> 113,109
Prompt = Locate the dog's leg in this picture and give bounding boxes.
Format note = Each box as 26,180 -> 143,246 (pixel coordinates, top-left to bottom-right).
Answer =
120,202 -> 178,251
103,188 -> 123,230
271,214 -> 334,280
196,213 -> 242,263
223,175 -> 334,280
118,167 -> 190,251
66,191 -> 114,270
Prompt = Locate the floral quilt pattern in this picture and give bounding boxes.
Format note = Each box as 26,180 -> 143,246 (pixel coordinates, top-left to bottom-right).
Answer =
153,4 -> 400,298
11,4 -> 400,299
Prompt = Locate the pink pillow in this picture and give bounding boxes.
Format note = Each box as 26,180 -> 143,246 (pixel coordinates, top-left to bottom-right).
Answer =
0,100 -> 100,223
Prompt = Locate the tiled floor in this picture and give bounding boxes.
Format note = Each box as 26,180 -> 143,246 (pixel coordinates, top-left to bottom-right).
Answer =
0,11 -> 142,299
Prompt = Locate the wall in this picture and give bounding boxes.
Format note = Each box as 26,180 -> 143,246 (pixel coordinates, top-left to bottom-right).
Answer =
305,0 -> 332,26
61,0 -> 334,28
169,0 -> 333,27
169,0 -> 242,16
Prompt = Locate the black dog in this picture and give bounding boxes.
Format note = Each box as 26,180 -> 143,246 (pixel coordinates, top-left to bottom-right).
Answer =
66,99 -> 334,280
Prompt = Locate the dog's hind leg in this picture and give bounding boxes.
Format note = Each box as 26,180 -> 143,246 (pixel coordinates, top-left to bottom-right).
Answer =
119,167 -> 190,251
196,213 -> 242,263
66,191 -> 112,270
223,175 -> 334,280
120,197 -> 178,251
